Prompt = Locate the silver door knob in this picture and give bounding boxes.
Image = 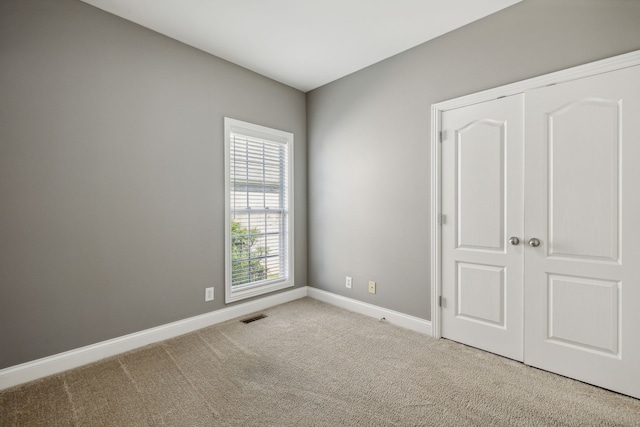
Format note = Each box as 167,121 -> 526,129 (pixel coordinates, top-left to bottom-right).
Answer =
509,236 -> 520,246
528,238 -> 541,247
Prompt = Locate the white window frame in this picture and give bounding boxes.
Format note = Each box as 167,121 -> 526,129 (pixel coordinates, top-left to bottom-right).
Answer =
224,118 -> 295,303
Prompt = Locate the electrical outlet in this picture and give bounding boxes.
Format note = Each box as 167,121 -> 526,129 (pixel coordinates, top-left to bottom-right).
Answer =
205,287 -> 214,302
368,281 -> 376,294
346,276 -> 353,289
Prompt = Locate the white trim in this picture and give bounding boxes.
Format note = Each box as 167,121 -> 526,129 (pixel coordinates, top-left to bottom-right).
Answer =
0,286 -> 308,391
430,49 -> 640,339
430,105 -> 442,339
433,50 -> 640,112
224,118 -> 295,303
307,287 -> 432,336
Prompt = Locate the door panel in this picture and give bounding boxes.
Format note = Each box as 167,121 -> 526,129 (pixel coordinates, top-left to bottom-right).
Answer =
547,274 -> 620,356
457,262 -> 505,326
546,98 -> 620,262
441,94 -> 524,361
457,120 -> 505,251
524,65 -> 640,398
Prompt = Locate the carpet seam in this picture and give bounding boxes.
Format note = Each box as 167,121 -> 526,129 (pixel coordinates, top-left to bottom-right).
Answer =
12,389 -> 18,426
118,356 -> 155,424
161,344 -> 220,418
219,330 -> 258,356
196,330 -> 225,361
62,378 -> 79,426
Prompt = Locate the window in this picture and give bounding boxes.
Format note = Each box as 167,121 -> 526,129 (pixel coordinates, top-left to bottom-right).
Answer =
224,118 -> 294,303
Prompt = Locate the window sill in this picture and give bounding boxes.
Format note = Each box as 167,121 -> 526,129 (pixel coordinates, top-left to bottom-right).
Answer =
225,279 -> 294,303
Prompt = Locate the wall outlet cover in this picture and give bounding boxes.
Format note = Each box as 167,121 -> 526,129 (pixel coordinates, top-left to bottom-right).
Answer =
205,287 -> 214,301
346,276 -> 353,289
368,281 -> 376,294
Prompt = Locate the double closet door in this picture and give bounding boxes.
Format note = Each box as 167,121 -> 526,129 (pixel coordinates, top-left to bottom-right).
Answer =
440,65 -> 640,399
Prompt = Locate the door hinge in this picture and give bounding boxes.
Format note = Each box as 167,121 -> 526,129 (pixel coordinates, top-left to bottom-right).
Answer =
439,296 -> 443,307
439,130 -> 446,143
439,214 -> 446,225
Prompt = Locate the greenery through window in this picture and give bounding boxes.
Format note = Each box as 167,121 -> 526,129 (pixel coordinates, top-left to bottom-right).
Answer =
231,220 -> 266,285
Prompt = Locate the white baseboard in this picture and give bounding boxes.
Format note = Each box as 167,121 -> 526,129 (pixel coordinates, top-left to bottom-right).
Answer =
0,286 -> 431,391
0,286 -> 308,391
307,287 -> 432,336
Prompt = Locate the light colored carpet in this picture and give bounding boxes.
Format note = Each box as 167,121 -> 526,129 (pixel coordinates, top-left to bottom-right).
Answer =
1,297 -> 640,426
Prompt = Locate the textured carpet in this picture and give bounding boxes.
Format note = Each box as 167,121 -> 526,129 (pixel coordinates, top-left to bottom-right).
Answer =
2,297 -> 640,426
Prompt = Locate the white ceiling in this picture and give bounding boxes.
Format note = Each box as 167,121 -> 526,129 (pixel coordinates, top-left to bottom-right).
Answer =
80,0 -> 522,92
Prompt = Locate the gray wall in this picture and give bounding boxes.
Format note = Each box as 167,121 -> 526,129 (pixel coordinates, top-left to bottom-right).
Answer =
0,0 -> 307,369
307,0 -> 640,320
3,0 -> 640,371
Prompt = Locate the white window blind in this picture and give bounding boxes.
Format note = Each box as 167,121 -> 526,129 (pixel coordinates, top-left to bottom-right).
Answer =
224,118 -> 294,303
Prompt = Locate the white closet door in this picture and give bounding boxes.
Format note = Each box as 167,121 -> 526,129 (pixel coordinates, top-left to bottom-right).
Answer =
524,65 -> 640,398
441,95 -> 524,361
